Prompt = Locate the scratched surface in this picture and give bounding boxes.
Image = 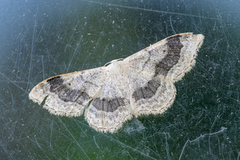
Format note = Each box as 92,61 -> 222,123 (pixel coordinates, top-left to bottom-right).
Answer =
1,0 -> 240,159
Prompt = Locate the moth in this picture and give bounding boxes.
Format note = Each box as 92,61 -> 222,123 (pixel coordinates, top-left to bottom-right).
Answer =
29,33 -> 204,133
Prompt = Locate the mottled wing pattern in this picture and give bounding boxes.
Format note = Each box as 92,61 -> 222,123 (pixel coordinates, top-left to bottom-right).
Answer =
29,67 -> 105,117
29,33 -> 204,133
85,62 -> 132,133
123,33 -> 204,116
165,33 -> 204,82
124,33 -> 204,81
128,73 -> 176,116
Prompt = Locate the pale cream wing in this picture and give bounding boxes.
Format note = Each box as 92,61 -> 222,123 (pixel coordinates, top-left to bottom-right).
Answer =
85,62 -> 132,133
29,67 -> 106,117
123,33 -> 204,82
127,72 -> 176,117
123,33 -> 204,116
29,33 -> 204,133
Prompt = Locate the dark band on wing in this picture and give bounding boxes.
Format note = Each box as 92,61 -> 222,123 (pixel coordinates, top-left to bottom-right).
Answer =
47,76 -> 90,104
57,88 -> 90,104
132,35 -> 183,102
132,78 -> 161,102
92,97 -> 126,112
47,76 -> 64,92
154,35 -> 183,76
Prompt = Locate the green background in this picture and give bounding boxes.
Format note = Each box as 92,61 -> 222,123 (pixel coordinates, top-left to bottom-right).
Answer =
1,0 -> 240,159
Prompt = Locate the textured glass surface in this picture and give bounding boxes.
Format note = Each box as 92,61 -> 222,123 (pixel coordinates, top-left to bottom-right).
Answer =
0,0 -> 239,159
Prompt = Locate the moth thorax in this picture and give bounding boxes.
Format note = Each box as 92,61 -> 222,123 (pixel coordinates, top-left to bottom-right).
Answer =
108,61 -> 125,75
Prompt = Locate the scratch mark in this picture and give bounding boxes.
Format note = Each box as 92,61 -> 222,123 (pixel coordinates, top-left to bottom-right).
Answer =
169,16 -> 176,35
50,119 -> 53,148
93,136 -> 100,148
164,133 -> 171,160
35,21 -> 46,42
0,72 -> 27,93
81,50 -> 91,70
102,44 -> 109,57
34,135 -> 42,150
64,21 -> 80,52
103,134 -> 157,160
26,7 -> 38,92
67,36 -> 82,72
73,119 -> 88,137
212,21 -> 216,31
80,0 -> 218,19
41,55 -> 45,80
27,134 -> 50,159
0,139 -> 16,160
237,152 -> 240,160
72,118 -> 157,159
95,31 -> 103,48
57,117 -> 90,160
208,114 -> 221,155
0,99 -> 9,108
178,127 -> 227,160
